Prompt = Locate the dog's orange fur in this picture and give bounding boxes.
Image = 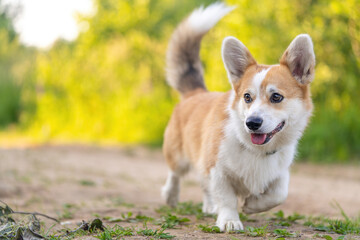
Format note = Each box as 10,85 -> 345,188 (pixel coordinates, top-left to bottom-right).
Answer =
263,65 -> 313,111
163,89 -> 229,174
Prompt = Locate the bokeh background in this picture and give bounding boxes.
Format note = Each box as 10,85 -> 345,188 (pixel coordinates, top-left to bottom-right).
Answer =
0,0 -> 359,163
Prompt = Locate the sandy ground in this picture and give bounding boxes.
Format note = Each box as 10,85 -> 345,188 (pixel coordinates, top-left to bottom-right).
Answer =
0,145 -> 359,239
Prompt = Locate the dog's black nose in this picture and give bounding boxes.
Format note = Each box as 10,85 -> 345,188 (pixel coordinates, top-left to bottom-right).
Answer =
246,117 -> 263,131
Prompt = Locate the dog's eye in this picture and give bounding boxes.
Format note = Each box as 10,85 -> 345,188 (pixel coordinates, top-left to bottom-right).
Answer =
244,93 -> 252,103
270,93 -> 284,103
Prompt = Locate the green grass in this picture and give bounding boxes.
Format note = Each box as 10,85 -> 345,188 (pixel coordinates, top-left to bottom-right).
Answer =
156,201 -> 214,220
157,213 -> 190,229
197,224 -> 221,233
273,228 -> 298,238
198,225 -> 269,236
57,203 -> 77,220
105,211 -> 154,223
272,209 -> 360,235
244,225 -> 268,237
271,210 -> 305,227
79,179 -> 96,186
313,234 -> 346,240
313,218 -> 360,235
239,213 -> 257,222
136,226 -> 175,239
158,203 -> 360,238
272,210 -> 305,222
302,204 -> 360,235
47,229 -> 89,240
110,197 -> 135,208
95,225 -> 134,239
134,214 -> 155,223
2,200 -> 360,239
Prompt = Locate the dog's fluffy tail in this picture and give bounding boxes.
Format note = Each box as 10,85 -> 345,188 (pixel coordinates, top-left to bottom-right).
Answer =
166,2 -> 234,96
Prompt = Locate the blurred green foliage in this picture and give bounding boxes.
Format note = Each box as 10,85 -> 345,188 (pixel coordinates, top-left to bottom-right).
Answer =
1,0 -> 360,162
0,4 -> 21,127
0,2 -> 35,128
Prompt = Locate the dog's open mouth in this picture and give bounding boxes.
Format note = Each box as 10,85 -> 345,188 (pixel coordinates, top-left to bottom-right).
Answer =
250,121 -> 285,145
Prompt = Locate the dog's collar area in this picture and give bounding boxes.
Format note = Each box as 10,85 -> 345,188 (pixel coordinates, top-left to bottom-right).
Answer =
265,150 -> 277,156
239,142 -> 278,156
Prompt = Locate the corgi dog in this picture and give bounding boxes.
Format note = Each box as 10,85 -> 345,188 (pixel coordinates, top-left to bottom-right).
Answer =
162,3 -> 315,232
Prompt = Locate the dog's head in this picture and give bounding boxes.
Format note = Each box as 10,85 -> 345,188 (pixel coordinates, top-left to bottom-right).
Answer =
222,34 -> 315,151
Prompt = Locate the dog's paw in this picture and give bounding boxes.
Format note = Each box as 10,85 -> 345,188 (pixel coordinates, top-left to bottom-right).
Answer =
242,205 -> 257,214
242,196 -> 263,214
161,185 -> 178,207
217,220 -> 244,232
242,201 -> 264,214
243,194 -> 284,214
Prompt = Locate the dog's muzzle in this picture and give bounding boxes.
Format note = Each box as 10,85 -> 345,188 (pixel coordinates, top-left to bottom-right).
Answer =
250,121 -> 285,145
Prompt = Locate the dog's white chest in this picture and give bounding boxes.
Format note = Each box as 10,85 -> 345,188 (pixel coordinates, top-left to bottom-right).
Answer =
216,131 -> 294,196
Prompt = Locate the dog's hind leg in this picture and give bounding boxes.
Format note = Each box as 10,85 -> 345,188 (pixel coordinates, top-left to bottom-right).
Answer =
201,178 -> 217,214
162,170 -> 180,207
161,148 -> 190,207
162,111 -> 189,207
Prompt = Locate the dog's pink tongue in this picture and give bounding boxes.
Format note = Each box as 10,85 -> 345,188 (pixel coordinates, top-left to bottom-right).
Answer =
251,133 -> 267,145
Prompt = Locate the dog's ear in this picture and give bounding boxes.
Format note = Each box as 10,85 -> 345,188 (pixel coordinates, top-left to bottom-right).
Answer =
222,36 -> 256,87
280,34 -> 315,85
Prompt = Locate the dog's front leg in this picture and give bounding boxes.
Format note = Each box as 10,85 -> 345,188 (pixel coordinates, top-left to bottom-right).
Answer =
211,171 -> 243,232
242,171 -> 289,214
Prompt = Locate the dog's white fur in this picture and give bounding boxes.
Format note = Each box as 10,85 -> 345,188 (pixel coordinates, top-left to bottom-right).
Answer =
188,2 -> 235,34
162,3 -> 315,232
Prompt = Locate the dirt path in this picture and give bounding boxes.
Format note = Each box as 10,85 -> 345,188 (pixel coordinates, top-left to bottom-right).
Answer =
0,145 -> 359,239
